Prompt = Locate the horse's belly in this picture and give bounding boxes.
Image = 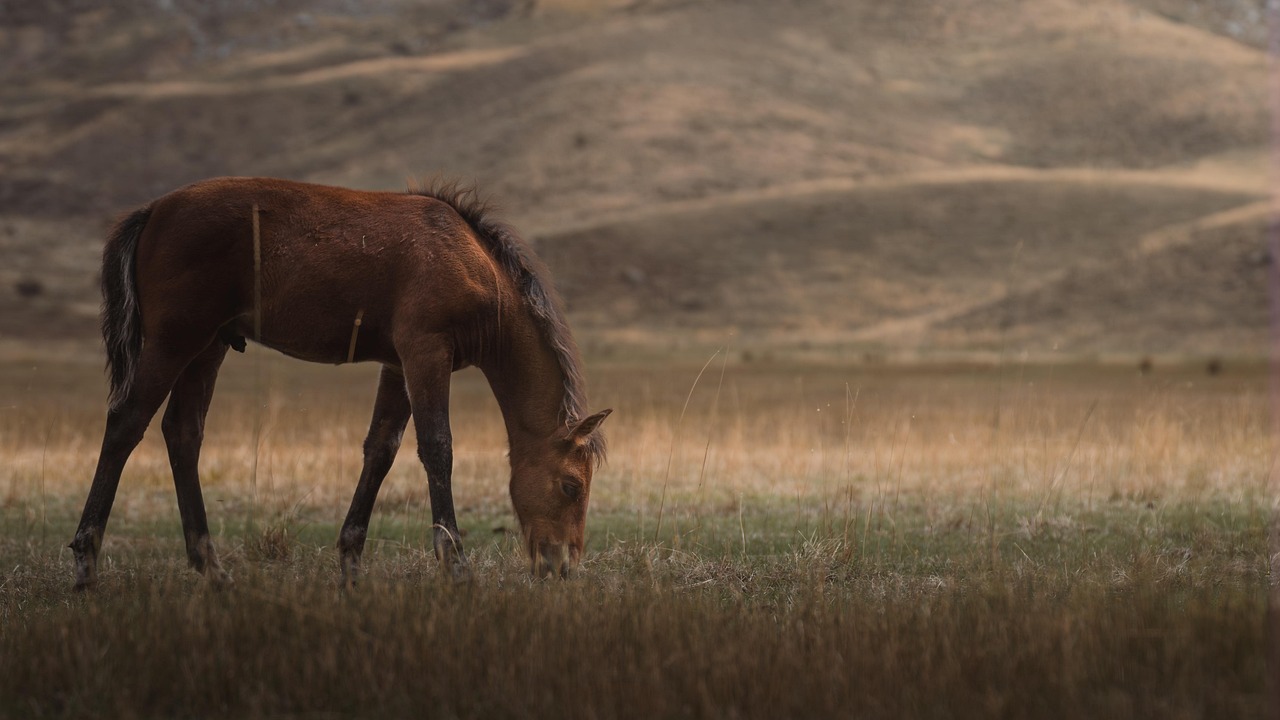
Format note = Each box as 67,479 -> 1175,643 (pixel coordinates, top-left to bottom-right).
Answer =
232,305 -> 392,366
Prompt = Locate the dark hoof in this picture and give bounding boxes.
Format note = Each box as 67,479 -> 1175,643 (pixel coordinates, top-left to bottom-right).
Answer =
339,574 -> 359,592
340,553 -> 361,592
207,568 -> 235,591
446,560 -> 474,586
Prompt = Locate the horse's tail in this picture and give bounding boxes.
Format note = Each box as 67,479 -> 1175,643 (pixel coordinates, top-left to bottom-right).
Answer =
101,206 -> 151,410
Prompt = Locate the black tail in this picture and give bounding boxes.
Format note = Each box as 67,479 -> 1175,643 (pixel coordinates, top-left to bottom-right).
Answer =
101,206 -> 151,410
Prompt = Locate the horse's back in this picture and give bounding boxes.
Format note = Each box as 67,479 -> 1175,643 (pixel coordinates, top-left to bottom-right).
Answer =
131,177 -> 501,366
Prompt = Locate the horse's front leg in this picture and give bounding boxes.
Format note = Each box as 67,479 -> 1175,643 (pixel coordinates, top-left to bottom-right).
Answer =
337,365 -> 411,589
401,339 -> 471,584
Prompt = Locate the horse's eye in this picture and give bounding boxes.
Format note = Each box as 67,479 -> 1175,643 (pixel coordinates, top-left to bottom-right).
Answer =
560,479 -> 582,501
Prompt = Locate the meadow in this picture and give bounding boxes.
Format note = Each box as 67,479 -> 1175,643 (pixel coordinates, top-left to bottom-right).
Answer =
0,350 -> 1273,718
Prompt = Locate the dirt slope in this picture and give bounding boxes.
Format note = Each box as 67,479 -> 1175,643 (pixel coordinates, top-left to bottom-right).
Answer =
938,204 -> 1272,355
533,169 -> 1262,350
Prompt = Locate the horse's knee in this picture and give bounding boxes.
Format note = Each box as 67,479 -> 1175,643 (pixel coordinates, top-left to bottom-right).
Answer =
416,425 -> 450,457
416,430 -> 452,477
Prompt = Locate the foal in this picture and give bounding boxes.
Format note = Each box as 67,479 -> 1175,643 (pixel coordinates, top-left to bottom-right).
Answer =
70,177 -> 611,588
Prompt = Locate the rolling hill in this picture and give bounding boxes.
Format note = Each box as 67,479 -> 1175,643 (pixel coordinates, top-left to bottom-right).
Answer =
0,0 -> 1269,357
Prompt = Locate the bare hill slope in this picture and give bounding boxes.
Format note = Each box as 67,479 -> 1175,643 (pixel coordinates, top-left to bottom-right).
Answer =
939,204 -> 1272,355
0,0 -> 1269,356
534,169 -> 1261,351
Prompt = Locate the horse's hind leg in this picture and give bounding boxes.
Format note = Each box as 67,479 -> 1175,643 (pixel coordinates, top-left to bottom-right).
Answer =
337,365 -> 411,589
161,341 -> 231,588
70,344 -> 197,590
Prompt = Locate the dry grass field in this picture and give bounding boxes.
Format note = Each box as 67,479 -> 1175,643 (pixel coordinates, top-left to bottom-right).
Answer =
0,352 -> 1272,717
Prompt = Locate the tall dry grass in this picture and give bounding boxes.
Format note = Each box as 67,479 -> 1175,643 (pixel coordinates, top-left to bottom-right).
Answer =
0,352 -> 1272,718
2,352 -> 1269,533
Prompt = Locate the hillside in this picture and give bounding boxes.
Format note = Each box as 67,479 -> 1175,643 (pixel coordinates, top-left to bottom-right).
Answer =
536,169 -> 1263,352
0,0 -> 1269,357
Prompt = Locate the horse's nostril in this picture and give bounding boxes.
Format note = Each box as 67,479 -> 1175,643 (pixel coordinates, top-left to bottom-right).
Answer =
530,542 -> 574,580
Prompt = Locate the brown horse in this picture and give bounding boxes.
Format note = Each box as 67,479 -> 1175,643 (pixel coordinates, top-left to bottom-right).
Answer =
70,177 -> 611,589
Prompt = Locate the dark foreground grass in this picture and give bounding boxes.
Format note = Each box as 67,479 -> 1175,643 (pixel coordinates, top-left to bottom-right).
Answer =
0,502 -> 1270,720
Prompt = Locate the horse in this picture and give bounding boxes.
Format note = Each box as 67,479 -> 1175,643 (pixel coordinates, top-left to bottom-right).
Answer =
69,177 -> 611,589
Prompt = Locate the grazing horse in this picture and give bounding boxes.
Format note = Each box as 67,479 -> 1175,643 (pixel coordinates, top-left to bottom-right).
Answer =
70,177 -> 611,589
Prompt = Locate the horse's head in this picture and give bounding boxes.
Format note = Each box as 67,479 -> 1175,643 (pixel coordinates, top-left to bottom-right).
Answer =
509,409 -> 611,578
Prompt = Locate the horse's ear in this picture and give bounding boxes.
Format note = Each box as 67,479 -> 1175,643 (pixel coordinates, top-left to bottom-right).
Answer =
568,408 -> 612,443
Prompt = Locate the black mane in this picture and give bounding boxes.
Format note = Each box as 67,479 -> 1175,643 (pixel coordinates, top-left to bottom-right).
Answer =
408,181 -> 605,463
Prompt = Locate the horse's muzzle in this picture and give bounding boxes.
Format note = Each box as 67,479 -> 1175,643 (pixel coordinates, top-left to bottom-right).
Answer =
532,542 -> 575,579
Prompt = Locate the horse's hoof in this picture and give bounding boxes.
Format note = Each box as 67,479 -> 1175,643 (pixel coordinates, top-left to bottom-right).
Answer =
72,565 -> 98,592
448,561 -> 474,586
340,554 -> 361,592
207,569 -> 235,591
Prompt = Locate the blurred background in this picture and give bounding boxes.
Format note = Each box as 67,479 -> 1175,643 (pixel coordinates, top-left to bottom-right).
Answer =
0,0 -> 1271,361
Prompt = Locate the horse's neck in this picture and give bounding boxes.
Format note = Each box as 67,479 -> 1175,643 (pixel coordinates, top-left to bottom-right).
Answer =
478,307 -> 567,452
